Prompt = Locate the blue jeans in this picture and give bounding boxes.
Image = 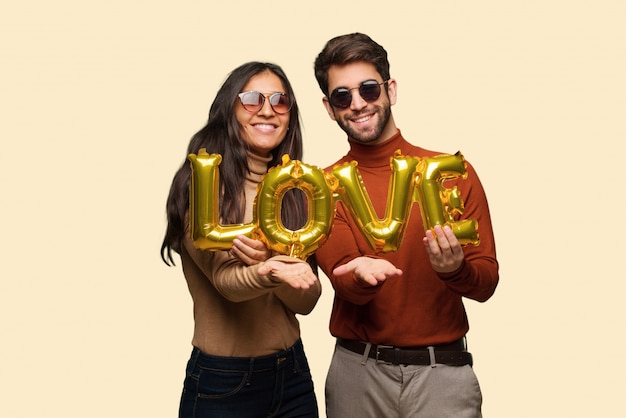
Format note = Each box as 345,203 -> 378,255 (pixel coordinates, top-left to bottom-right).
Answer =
179,339 -> 318,417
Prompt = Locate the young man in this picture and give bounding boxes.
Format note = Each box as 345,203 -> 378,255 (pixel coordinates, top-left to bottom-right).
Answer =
313,33 -> 499,417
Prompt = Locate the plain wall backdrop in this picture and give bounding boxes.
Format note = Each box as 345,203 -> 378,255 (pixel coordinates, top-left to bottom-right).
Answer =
1,1 -> 624,416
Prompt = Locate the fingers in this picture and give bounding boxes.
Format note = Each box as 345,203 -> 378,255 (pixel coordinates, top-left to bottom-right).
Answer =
333,257 -> 402,287
259,260 -> 318,290
359,271 -> 386,287
332,259 -> 356,277
230,246 -> 254,265
285,269 -> 318,289
235,235 -> 267,250
423,225 -> 464,273
423,225 -> 459,253
231,235 -> 271,266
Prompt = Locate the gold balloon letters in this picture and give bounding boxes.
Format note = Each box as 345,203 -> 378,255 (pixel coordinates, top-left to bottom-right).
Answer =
189,148 -> 479,260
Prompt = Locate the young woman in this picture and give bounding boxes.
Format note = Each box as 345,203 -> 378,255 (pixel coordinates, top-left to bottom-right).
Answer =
161,62 -> 320,417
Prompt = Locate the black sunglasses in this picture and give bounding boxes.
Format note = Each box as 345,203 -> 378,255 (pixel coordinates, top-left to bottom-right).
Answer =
328,79 -> 389,109
237,91 -> 292,114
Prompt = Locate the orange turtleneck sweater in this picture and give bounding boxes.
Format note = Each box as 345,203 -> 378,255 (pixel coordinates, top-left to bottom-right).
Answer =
316,130 -> 499,347
180,150 -> 321,357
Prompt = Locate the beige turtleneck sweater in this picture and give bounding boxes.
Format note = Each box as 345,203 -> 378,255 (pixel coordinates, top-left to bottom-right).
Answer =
180,150 -> 321,357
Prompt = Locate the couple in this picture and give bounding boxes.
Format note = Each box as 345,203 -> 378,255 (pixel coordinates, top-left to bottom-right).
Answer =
161,33 -> 499,418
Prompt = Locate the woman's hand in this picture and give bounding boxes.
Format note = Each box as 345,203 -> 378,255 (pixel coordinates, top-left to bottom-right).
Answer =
257,257 -> 318,290
230,235 -> 272,266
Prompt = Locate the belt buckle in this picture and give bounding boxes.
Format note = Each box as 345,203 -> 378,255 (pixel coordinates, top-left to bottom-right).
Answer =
375,345 -> 393,364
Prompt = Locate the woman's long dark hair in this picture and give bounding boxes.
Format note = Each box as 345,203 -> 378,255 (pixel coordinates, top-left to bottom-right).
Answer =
161,62 -> 308,266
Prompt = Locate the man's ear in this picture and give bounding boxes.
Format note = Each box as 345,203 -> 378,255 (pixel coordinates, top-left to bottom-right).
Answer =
387,78 -> 398,106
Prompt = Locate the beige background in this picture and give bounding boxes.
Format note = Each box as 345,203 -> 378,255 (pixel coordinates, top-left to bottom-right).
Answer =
1,1 -> 624,416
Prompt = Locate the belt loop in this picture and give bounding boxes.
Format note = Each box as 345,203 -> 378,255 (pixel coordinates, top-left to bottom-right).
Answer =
290,343 -> 301,373
246,358 -> 253,386
190,347 -> 200,367
360,342 -> 372,366
428,346 -> 437,368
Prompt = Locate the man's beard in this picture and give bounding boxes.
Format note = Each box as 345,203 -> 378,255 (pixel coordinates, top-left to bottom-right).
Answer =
335,103 -> 391,144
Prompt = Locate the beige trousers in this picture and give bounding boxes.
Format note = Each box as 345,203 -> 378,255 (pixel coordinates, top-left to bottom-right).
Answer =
325,343 -> 483,418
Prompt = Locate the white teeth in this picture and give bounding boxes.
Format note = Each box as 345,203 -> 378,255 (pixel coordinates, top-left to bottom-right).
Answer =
255,124 -> 275,129
354,115 -> 371,123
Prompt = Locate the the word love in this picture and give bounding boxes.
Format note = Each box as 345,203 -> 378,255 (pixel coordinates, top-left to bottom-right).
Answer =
188,149 -> 479,260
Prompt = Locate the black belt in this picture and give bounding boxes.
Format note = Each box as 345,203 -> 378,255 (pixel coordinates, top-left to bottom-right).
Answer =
337,338 -> 473,366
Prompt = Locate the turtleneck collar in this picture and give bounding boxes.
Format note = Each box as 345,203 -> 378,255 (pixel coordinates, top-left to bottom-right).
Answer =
246,150 -> 273,183
345,129 -> 407,168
